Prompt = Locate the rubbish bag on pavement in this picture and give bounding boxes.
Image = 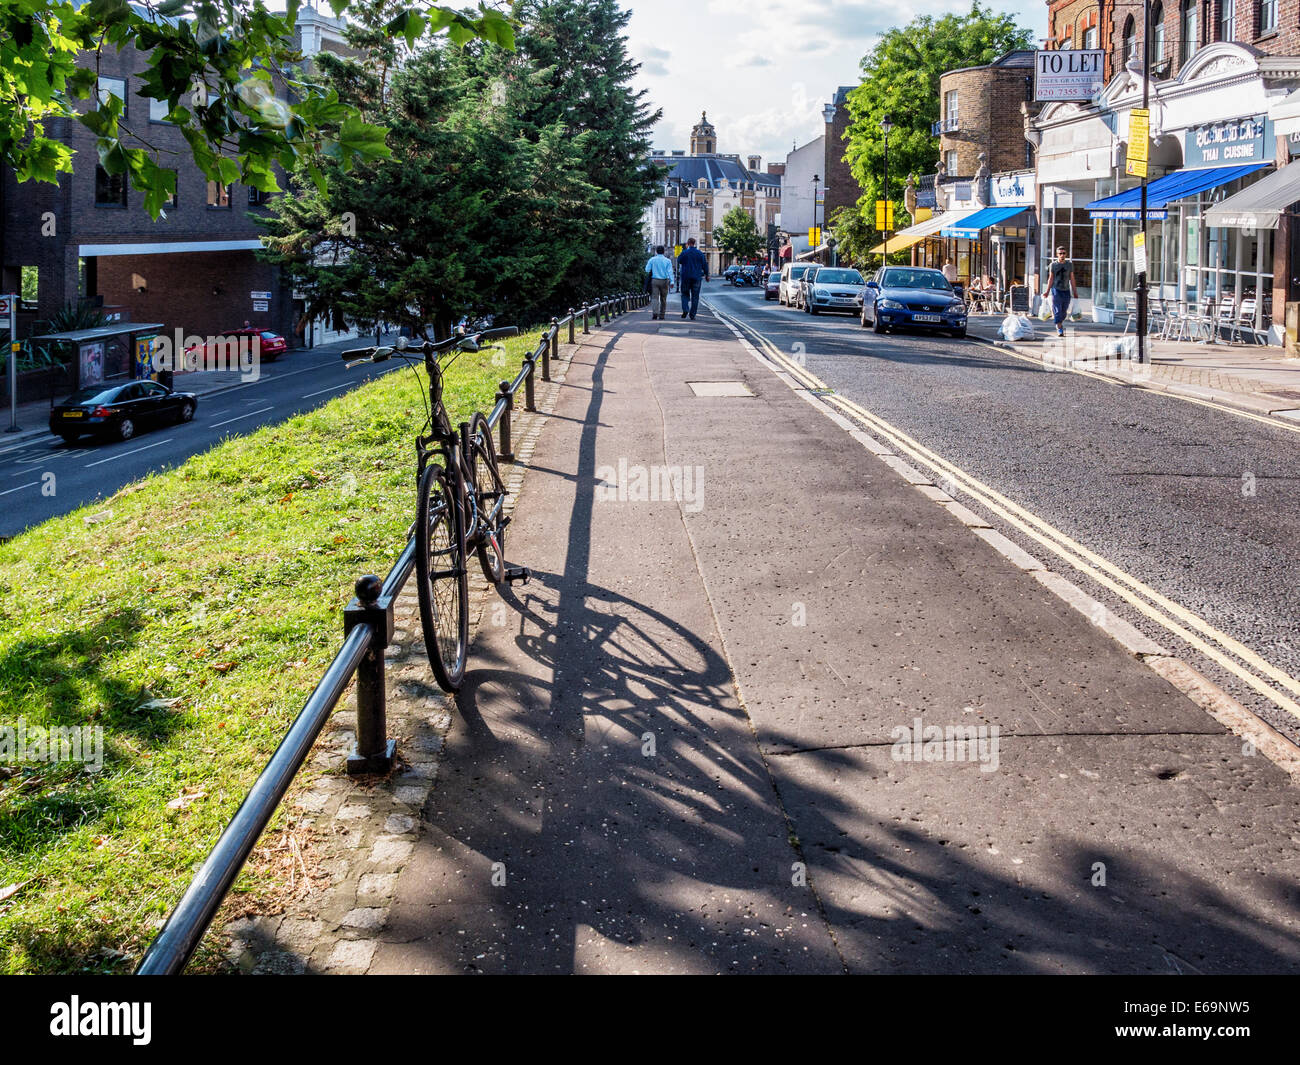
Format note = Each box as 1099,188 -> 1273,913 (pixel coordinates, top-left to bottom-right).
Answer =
999,314 -> 1036,342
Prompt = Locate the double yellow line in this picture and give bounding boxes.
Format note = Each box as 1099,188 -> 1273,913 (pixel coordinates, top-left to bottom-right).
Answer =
712,304 -> 1300,723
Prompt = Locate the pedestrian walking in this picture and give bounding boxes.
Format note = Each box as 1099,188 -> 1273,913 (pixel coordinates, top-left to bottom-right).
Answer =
645,245 -> 673,320
941,260 -> 957,284
1042,246 -> 1078,337
676,237 -> 709,320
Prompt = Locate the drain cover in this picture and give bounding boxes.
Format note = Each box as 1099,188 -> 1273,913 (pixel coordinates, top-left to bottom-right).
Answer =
687,381 -> 754,397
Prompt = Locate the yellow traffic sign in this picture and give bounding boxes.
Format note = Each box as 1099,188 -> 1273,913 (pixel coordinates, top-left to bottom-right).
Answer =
875,199 -> 895,230
674,244 -> 683,257
1127,108 -> 1149,177
808,226 -> 821,247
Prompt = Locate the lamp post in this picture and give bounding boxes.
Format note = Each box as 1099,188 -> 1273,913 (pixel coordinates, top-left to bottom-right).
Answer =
812,174 -> 821,260
1137,0 -> 1150,364
880,114 -> 894,271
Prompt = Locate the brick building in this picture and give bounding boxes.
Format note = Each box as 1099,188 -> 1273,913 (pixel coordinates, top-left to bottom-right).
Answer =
1,7 -> 357,364
936,51 -> 1037,179
823,86 -> 859,221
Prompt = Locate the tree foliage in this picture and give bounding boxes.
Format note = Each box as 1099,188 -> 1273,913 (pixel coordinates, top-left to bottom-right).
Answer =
842,3 -> 1032,232
1,0 -> 515,217
259,2 -> 627,338
826,205 -> 875,269
714,206 -> 763,263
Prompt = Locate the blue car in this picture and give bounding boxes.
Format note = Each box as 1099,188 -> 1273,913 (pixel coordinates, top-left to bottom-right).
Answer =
860,266 -> 967,338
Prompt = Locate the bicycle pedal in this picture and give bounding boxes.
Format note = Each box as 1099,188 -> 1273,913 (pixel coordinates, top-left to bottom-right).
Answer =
504,566 -> 530,585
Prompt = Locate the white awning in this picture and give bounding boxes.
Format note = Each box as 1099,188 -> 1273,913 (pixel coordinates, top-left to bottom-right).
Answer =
78,239 -> 265,257
1269,87 -> 1300,137
868,207 -> 982,255
1203,163 -> 1300,229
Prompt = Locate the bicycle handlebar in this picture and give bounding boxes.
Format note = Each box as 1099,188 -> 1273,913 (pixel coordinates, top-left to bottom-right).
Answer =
341,325 -> 520,364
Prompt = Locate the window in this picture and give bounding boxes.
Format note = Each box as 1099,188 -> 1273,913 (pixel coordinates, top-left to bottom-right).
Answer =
97,76 -> 126,113
943,88 -> 958,122
20,265 -> 37,304
95,165 -> 127,207
1083,25 -> 1098,48
1123,16 -> 1137,60
1151,1 -> 1166,59
1180,0 -> 1198,62
1221,0 -> 1236,39
248,186 -> 270,206
1258,0 -> 1277,34
207,180 -> 230,208
944,149 -> 958,174
149,97 -> 172,123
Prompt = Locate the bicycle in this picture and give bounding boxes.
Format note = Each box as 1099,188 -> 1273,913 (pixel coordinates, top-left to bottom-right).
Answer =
342,326 -> 530,692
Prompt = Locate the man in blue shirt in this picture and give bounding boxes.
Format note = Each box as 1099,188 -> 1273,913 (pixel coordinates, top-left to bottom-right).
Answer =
676,237 -> 709,320
645,245 -> 673,319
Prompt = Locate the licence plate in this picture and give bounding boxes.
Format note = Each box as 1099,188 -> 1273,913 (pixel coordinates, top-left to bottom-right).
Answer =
62,410 -> 84,418
913,314 -> 941,323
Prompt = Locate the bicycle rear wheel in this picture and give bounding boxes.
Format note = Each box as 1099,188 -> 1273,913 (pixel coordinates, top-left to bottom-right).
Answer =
468,412 -> 507,584
415,463 -> 468,691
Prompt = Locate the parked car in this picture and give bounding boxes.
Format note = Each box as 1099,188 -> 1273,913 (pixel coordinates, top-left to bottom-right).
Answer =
50,380 -> 198,443
802,267 -> 866,316
764,271 -> 781,300
724,265 -> 742,281
860,266 -> 968,338
796,265 -> 821,310
778,262 -> 813,307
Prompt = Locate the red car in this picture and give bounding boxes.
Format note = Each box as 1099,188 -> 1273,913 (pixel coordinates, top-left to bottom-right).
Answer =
183,329 -> 287,367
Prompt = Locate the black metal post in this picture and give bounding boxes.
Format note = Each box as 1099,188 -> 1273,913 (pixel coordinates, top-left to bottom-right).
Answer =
344,574 -> 396,776
545,318 -> 556,380
524,353 -> 537,412
568,309 -> 576,344
881,123 -> 891,272
583,304 -> 590,334
1137,0 -> 1150,363
497,380 -> 514,461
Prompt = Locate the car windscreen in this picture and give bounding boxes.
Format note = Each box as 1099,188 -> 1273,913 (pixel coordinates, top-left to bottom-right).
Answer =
790,265 -> 810,278
882,270 -> 952,291
817,270 -> 863,285
768,273 -> 781,282
66,386 -> 118,404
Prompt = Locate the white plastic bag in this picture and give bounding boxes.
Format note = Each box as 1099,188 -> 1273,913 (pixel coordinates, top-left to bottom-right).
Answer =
999,314 -> 1036,341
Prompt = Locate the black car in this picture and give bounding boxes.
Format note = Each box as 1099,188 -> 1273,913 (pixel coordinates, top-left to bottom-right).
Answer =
860,266 -> 968,338
50,380 -> 198,443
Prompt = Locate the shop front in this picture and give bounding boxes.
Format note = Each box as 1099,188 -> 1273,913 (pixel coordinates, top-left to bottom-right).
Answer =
1031,43 -> 1299,337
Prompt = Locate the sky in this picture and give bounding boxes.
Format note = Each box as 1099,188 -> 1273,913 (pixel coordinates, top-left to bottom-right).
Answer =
624,0 -> 1049,171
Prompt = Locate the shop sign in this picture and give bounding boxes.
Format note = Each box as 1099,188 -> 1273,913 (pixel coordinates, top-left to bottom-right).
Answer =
1034,49 -> 1105,101
991,173 -> 1035,207
1185,115 -> 1273,167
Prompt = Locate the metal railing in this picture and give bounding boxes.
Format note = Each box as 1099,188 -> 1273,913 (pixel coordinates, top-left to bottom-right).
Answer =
136,291 -> 649,975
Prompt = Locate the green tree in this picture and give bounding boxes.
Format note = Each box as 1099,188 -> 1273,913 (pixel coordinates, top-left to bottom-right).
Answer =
492,0 -> 663,298
843,3 -> 1032,235
714,207 -> 763,264
1,0 -> 515,217
826,205 -> 875,269
260,20 -> 605,339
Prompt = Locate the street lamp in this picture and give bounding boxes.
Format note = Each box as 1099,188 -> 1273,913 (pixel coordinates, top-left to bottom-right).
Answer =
880,114 -> 894,271
812,173 -> 821,258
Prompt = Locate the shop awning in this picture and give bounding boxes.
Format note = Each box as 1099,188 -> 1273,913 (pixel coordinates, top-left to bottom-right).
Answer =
868,207 -> 980,255
1203,162 -> 1300,229
939,205 -> 1027,239
1085,163 -> 1269,219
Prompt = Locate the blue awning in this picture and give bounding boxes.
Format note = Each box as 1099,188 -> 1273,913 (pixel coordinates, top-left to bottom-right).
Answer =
939,205 -> 1027,239
1085,163 -> 1270,219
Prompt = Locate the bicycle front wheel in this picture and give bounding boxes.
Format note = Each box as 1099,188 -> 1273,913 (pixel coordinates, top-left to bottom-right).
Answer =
468,412 -> 506,584
415,463 -> 468,692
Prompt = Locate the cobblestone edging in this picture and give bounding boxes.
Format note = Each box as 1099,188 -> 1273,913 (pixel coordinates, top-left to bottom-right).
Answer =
221,332 -> 592,974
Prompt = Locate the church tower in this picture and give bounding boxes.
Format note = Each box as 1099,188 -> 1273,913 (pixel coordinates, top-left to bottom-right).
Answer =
690,112 -> 716,155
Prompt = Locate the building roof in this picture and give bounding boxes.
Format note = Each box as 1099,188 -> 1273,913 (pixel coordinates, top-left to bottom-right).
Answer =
661,155 -> 780,191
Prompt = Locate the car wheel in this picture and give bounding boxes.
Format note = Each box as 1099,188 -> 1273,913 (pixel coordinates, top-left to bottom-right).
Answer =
178,401 -> 196,423
952,328 -> 967,339
57,432 -> 79,444
810,305 -> 819,315
873,315 -> 888,334
117,418 -> 135,441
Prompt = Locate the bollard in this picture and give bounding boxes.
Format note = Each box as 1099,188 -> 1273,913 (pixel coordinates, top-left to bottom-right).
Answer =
497,380 -> 514,461
545,319 -> 556,381
524,355 -> 536,412
568,309 -> 576,345
344,574 -> 396,775
583,304 -> 590,334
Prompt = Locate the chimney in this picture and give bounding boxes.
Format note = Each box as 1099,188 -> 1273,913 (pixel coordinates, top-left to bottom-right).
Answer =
748,155 -> 761,171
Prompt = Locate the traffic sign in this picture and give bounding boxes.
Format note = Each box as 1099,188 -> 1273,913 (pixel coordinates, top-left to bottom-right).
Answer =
808,226 -> 821,247
875,200 -> 895,230
1127,109 -> 1149,177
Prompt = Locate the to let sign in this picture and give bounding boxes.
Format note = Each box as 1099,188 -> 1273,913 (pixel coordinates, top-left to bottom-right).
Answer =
1034,49 -> 1105,101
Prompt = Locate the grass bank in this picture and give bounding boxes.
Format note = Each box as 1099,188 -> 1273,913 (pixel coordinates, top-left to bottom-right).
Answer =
0,330 -> 544,973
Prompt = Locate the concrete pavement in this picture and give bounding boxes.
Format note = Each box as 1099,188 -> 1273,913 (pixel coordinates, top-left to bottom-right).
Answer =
370,302 -> 1300,974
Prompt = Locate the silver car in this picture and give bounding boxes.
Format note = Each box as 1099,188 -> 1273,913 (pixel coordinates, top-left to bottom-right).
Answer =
803,267 -> 867,316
